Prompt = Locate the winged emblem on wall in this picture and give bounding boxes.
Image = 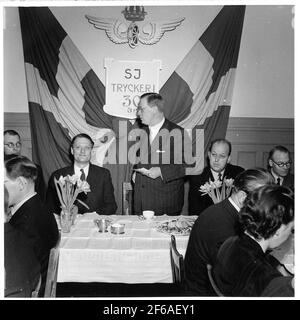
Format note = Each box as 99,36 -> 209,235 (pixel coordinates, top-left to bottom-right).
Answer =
85,8 -> 184,48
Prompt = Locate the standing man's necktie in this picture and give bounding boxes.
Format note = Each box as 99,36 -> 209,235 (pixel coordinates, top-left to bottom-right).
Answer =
218,173 -> 222,182
277,177 -> 281,185
80,169 -> 86,181
149,129 -> 155,144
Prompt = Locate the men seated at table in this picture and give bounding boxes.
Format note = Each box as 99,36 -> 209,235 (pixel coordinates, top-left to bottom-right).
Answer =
213,184 -> 294,297
188,138 -> 244,215
46,133 -> 117,215
4,185 -> 41,298
4,129 -> 46,200
268,145 -> 294,190
183,168 -> 274,296
5,156 -> 59,296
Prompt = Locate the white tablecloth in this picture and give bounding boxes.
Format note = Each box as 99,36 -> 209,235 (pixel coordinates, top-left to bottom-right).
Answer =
57,212 -> 194,284
57,213 -> 294,284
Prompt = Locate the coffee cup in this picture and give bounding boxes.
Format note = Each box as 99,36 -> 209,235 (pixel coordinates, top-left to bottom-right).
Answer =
142,210 -> 155,221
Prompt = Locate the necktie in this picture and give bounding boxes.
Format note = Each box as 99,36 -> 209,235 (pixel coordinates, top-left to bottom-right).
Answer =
80,169 -> 86,181
149,129 -> 155,144
277,177 -> 281,185
218,173 -> 222,181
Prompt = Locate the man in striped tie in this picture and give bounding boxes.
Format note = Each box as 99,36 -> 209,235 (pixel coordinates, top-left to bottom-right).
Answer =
46,133 -> 117,215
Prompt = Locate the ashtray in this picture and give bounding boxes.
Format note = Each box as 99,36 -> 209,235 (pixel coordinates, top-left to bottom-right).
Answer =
110,223 -> 125,234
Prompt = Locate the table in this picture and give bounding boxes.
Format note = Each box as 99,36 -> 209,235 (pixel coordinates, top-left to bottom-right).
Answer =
57,213 -> 294,284
57,213 -> 195,284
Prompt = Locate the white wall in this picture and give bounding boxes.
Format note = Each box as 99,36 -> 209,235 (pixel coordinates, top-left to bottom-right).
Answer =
3,5 -> 294,118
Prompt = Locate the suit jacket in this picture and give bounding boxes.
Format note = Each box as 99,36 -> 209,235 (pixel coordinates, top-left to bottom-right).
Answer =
271,171 -> 294,190
46,164 -> 117,215
9,194 -> 59,295
188,163 -> 244,215
133,119 -> 187,215
213,234 -> 294,297
5,223 -> 41,297
184,198 -> 241,296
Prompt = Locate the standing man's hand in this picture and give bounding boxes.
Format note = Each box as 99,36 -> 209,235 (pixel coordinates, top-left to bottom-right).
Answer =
132,171 -> 136,183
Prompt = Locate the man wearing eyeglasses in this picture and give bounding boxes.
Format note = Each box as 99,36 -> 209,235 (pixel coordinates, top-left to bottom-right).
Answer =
4,130 -> 46,200
268,145 -> 294,189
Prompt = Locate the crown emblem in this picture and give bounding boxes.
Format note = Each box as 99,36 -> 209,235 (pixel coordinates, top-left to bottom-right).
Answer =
122,6 -> 147,22
85,6 -> 184,49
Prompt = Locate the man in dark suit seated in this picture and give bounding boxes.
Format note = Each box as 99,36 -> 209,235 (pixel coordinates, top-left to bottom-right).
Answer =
4,156 -> 59,296
183,168 -> 274,296
4,129 -> 46,201
188,138 -> 244,215
4,185 -> 41,298
132,92 -> 188,216
213,185 -> 294,297
46,133 -> 117,215
268,145 -> 294,189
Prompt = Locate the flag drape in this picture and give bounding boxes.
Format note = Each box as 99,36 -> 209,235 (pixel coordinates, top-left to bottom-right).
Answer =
160,6 -> 246,174
19,7 -> 114,180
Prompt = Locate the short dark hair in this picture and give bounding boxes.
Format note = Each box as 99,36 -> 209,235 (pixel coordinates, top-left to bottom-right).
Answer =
268,145 -> 290,161
208,139 -> 232,156
233,168 -> 274,194
4,130 -> 20,139
70,133 -> 94,148
5,155 -> 38,182
240,184 -> 294,240
140,92 -> 164,112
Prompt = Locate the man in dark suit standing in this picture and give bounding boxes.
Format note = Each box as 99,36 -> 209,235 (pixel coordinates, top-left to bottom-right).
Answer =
268,145 -> 294,190
5,156 -> 59,296
46,133 -> 117,215
4,130 -> 46,201
188,138 -> 244,215
132,93 -> 187,216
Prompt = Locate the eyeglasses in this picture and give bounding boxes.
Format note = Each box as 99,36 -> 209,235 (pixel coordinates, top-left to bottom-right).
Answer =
4,142 -> 22,149
271,159 -> 292,167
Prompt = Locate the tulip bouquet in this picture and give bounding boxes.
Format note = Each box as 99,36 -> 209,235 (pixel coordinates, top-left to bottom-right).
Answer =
199,178 -> 234,204
54,174 -> 91,212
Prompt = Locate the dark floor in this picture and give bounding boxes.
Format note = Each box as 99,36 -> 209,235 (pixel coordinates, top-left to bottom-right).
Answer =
56,282 -> 184,298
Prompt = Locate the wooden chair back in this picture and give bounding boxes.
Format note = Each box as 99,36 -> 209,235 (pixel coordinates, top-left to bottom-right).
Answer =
170,235 -> 185,284
122,182 -> 133,215
44,233 -> 61,297
207,264 -> 224,297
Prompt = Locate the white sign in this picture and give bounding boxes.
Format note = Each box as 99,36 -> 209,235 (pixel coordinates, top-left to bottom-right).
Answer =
103,58 -> 161,119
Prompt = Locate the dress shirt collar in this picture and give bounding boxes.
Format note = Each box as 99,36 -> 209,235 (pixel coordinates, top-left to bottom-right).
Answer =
270,169 -> 283,185
211,169 -> 225,181
10,192 -> 37,216
148,117 -> 165,143
228,196 -> 240,213
74,163 -> 90,179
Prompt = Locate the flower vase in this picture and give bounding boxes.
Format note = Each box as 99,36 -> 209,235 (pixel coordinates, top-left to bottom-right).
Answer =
60,208 -> 72,233
71,205 -> 78,225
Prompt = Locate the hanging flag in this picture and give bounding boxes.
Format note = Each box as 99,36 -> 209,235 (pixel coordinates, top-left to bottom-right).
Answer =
19,7 -> 114,185
160,6 -> 246,174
